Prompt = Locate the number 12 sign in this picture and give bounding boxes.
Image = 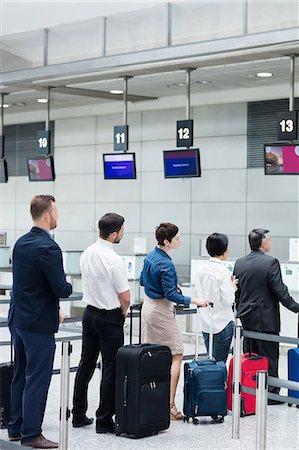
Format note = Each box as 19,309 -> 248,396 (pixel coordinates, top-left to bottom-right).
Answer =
176,120 -> 193,147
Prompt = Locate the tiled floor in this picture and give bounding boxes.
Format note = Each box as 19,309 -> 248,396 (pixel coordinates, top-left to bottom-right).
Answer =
1,321 -> 299,449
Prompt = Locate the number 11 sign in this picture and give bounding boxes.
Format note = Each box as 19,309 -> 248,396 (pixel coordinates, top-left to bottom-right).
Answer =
114,125 -> 129,151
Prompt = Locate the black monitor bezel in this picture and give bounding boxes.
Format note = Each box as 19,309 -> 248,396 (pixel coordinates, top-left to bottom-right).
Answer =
163,148 -> 201,179
27,155 -> 56,182
0,158 -> 8,183
103,152 -> 137,180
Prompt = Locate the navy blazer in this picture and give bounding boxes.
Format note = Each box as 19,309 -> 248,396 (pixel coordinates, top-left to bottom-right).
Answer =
8,226 -> 72,333
234,250 -> 299,333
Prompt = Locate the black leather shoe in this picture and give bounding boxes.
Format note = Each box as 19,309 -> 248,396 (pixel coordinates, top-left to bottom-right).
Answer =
21,434 -> 58,448
72,416 -> 94,428
9,434 -> 21,441
96,425 -> 115,434
267,399 -> 285,405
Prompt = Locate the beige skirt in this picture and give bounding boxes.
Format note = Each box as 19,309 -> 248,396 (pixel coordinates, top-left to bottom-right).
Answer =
141,296 -> 184,355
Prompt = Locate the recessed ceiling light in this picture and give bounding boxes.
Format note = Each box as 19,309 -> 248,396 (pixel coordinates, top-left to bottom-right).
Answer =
195,80 -> 211,85
37,98 -> 48,103
110,89 -> 123,95
0,103 -> 10,108
256,72 -> 273,78
12,102 -> 26,107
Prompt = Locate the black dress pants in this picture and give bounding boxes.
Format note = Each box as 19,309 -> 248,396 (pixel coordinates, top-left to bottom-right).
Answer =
243,333 -> 279,394
72,305 -> 124,426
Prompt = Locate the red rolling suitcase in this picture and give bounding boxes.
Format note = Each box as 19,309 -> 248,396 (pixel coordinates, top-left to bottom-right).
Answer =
227,352 -> 268,416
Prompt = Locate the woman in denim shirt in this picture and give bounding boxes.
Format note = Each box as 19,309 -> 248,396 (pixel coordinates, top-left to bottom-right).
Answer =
140,223 -> 209,421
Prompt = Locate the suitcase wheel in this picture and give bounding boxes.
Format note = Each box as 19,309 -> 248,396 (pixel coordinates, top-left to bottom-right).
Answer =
240,409 -> 246,417
288,403 -> 293,407
183,416 -> 189,423
211,415 -> 224,424
297,405 -> 299,409
192,418 -> 199,425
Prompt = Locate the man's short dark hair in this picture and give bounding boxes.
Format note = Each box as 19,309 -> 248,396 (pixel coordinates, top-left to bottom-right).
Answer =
155,223 -> 179,246
206,233 -> 228,257
30,195 -> 55,220
98,213 -> 125,239
249,228 -> 270,251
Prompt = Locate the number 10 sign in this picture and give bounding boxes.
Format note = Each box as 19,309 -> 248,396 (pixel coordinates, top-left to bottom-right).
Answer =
37,130 -> 50,154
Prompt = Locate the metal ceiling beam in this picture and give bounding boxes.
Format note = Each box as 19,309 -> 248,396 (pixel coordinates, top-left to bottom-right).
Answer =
51,86 -> 157,102
0,28 -> 298,86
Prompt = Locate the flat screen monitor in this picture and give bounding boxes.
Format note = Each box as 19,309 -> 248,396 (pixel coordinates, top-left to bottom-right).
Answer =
27,155 -> 55,181
0,158 -> 8,183
163,149 -> 201,178
264,144 -> 299,175
103,153 -> 136,179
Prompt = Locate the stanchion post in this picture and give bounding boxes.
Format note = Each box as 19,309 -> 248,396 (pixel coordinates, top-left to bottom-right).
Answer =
232,325 -> 242,439
256,371 -> 268,450
59,341 -> 72,450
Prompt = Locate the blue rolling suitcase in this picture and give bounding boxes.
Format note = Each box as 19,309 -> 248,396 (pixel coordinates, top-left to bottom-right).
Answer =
287,348 -> 299,408
183,304 -> 227,424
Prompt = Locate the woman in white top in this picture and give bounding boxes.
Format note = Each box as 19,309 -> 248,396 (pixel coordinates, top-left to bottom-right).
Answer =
194,233 -> 238,362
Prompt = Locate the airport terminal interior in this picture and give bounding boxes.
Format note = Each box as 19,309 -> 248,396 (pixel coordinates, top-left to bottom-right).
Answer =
0,1 -> 299,449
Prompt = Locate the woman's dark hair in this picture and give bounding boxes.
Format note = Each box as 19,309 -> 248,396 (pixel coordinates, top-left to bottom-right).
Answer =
206,233 -> 228,257
248,228 -> 269,251
30,195 -> 55,220
98,213 -> 125,239
155,223 -> 179,246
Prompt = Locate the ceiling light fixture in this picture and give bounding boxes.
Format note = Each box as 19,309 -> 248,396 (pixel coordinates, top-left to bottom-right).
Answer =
110,89 -> 123,94
0,103 -> 10,108
195,80 -> 211,85
37,98 -> 48,103
256,72 -> 273,78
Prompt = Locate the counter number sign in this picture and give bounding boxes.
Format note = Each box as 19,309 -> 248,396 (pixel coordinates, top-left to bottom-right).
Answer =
177,120 -> 193,147
37,130 -> 50,154
277,111 -> 298,141
114,125 -> 129,151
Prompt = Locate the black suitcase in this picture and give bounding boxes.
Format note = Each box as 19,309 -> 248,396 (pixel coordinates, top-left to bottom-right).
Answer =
0,339 -> 13,429
115,304 -> 172,438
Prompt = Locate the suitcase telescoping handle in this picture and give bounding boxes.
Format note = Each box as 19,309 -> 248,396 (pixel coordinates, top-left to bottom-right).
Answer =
195,302 -> 214,360
129,304 -> 142,345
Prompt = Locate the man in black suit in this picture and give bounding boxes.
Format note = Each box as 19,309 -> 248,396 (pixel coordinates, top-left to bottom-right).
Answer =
234,228 -> 299,403
8,195 -> 72,448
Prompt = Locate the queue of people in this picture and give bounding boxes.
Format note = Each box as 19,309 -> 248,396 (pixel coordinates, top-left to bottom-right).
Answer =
7,197 -> 299,447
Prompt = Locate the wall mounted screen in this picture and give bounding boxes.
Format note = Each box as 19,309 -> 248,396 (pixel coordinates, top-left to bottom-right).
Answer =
0,158 -> 8,183
163,149 -> 201,178
27,155 -> 55,181
103,153 -> 136,179
264,144 -> 299,175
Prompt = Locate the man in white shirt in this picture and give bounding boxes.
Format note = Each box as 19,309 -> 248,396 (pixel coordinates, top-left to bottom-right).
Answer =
72,213 -> 130,433
194,233 -> 237,362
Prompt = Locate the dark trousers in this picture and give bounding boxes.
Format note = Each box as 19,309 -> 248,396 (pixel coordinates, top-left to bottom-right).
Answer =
72,305 -> 124,427
8,327 -> 55,443
203,320 -> 235,363
243,334 -> 279,394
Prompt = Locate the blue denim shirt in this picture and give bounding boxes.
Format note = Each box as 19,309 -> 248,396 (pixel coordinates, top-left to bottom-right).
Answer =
140,247 -> 191,307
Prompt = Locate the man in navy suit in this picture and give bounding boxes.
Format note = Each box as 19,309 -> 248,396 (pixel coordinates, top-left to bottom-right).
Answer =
7,195 -> 72,448
234,228 -> 299,404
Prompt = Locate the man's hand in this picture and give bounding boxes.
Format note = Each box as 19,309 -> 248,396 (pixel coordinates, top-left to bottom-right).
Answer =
59,309 -> 65,324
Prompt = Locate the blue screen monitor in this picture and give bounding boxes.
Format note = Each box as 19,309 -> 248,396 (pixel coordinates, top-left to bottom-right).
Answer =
163,149 -> 201,178
103,153 -> 136,179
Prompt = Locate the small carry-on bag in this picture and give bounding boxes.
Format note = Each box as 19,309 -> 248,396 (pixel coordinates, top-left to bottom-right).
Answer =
0,338 -> 13,429
115,304 -> 172,438
183,304 -> 227,425
227,352 -> 268,416
287,348 -> 299,408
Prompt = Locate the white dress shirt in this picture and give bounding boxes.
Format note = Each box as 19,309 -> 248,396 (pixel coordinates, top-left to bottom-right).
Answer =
194,257 -> 235,334
80,238 -> 130,310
